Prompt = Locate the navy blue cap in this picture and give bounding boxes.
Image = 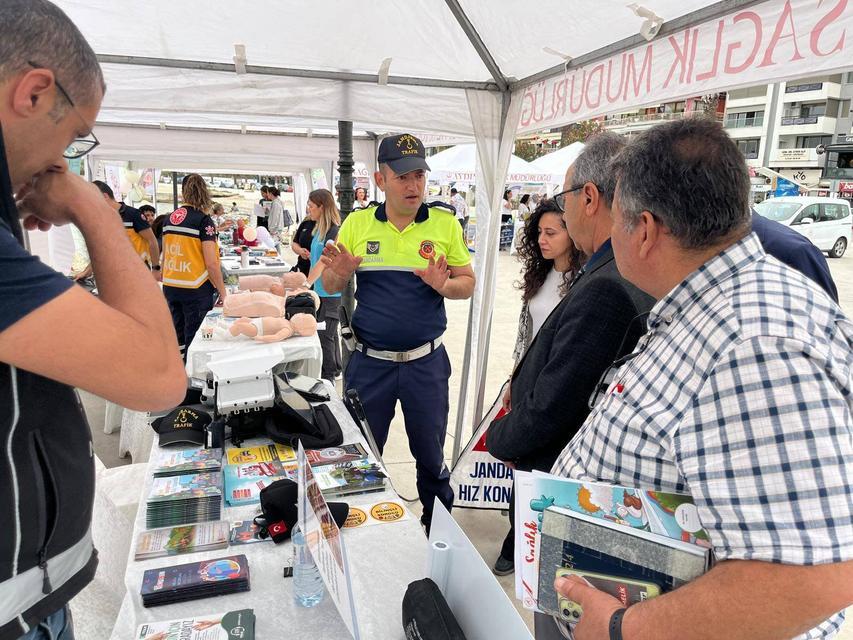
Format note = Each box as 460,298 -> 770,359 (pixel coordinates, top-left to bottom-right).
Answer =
378,134 -> 431,175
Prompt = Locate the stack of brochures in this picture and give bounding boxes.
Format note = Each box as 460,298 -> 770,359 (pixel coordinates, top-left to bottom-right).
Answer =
146,472 -> 223,529
140,555 -> 250,607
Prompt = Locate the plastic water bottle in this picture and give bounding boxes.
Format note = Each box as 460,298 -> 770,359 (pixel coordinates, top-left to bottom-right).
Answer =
292,525 -> 325,607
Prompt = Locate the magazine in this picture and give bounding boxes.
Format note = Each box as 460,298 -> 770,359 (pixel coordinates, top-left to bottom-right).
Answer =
229,520 -> 267,546
134,521 -> 229,561
312,459 -> 387,498
135,609 -> 255,640
225,443 -> 295,465
514,471 -> 711,613
223,461 -> 295,507
306,443 -> 369,466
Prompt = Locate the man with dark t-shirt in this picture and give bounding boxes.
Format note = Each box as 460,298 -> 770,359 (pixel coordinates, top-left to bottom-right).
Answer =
0,3 -> 186,638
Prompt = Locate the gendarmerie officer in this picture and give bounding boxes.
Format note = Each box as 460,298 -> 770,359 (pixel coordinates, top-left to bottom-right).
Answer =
321,133 -> 475,531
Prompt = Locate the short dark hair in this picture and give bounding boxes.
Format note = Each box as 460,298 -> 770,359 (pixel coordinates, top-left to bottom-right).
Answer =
138,204 -> 155,215
450,188 -> 458,195
0,0 -> 105,106
260,185 -> 270,193
92,180 -> 114,200
520,194 -> 530,205
612,119 -> 750,250
570,132 -> 626,208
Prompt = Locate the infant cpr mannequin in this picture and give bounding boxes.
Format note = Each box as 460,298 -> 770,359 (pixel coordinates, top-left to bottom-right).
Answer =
229,313 -> 318,343
238,272 -> 308,296
223,290 -> 285,317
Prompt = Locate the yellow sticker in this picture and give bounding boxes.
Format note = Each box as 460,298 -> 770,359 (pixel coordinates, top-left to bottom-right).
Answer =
344,507 -> 368,528
370,502 -> 405,522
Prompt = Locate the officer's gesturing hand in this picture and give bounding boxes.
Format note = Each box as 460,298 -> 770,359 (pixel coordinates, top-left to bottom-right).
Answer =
414,255 -> 450,293
321,241 -> 362,279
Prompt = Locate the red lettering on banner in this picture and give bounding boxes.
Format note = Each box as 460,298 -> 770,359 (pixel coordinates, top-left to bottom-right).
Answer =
531,82 -> 546,125
553,78 -> 568,121
606,55 -> 627,103
725,11 -> 763,73
687,28 -> 699,83
624,45 -> 653,100
585,64 -> 604,109
810,0 -> 847,56
697,20 -> 725,81
664,31 -> 690,88
520,88 -> 536,128
568,72 -> 585,114
759,0 -> 806,67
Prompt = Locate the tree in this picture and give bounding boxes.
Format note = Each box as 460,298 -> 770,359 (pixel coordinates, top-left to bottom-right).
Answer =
514,139 -> 540,162
559,119 -> 604,146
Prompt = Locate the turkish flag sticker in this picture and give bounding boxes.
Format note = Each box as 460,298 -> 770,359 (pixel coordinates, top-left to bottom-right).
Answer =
269,520 -> 289,536
170,207 -> 188,225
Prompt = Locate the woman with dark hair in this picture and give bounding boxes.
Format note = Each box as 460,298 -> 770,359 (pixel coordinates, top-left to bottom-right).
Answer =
305,189 -> 343,380
161,174 -> 227,358
491,198 -> 585,578
517,193 -> 531,221
511,198 -> 584,367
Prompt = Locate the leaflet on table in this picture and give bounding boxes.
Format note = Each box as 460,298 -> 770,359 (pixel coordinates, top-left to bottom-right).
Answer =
306,443 -> 369,466
135,609 -> 255,640
311,458 -> 387,498
147,472 -> 223,502
225,443 -> 296,465
343,499 -> 412,529
152,448 -> 223,477
514,471 -> 711,613
140,555 -> 250,607
297,444 -> 361,639
223,461 -> 296,506
134,521 -> 230,560
229,520 -> 268,546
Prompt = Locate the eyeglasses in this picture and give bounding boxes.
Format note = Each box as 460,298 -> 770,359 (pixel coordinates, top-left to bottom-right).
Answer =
553,183 -> 600,212
28,61 -> 100,159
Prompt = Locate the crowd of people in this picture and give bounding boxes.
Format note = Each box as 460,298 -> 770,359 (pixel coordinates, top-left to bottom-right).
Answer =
1,2 -> 851,640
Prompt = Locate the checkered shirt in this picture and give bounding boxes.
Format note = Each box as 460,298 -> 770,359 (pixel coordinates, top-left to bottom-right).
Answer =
552,233 -> 853,639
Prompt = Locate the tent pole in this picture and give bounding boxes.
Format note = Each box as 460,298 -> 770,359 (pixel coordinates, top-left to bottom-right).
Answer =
171,171 -> 178,209
338,120 -> 356,370
451,296 -> 475,464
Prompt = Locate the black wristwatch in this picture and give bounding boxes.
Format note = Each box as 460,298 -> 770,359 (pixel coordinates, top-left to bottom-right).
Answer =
152,265 -> 161,271
609,608 -> 627,640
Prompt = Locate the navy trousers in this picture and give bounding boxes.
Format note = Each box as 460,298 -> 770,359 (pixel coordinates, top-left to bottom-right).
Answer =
344,345 -> 453,527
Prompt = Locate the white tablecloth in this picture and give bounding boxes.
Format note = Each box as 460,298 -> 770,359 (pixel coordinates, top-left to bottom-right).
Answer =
220,257 -> 292,279
111,390 -> 428,639
185,310 -> 323,382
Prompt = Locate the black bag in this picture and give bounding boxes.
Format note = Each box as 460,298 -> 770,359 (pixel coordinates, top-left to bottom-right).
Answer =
285,292 -> 317,319
265,403 -> 343,449
402,578 -> 467,640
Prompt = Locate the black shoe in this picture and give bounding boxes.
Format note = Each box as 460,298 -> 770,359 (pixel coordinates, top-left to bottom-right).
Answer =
493,555 -> 514,576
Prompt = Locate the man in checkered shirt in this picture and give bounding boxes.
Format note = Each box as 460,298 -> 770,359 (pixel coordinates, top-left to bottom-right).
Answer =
550,119 -> 853,640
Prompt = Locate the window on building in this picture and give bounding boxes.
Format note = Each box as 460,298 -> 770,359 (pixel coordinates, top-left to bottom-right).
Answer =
846,71 -> 853,84
801,103 -> 827,117
724,110 -> 764,128
795,135 -> 833,148
735,138 -> 760,159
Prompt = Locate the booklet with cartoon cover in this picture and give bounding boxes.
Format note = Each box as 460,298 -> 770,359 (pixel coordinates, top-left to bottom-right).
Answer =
225,443 -> 295,465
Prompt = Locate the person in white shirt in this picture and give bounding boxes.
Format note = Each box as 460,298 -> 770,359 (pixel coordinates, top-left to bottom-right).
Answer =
450,187 -> 468,234
517,193 -> 531,220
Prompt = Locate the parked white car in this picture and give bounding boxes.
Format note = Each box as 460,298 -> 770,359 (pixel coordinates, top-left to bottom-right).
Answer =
755,196 -> 852,258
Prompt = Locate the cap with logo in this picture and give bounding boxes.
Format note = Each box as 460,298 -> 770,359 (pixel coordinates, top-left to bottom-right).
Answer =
377,134 -> 431,175
151,406 -> 212,446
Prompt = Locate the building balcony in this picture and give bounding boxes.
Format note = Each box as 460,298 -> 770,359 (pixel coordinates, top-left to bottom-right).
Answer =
782,81 -> 841,103
725,95 -> 769,110
778,115 -> 837,136
603,110 -> 722,133
725,125 -> 765,139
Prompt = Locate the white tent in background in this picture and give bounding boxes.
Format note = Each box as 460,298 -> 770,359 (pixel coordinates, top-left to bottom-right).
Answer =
49,0 -> 853,467
428,143 -> 549,184
530,142 -> 586,185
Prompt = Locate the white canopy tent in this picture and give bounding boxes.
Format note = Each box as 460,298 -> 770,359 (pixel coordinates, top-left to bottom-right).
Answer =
52,0 -> 853,456
427,143 -> 549,184
530,142 -> 586,186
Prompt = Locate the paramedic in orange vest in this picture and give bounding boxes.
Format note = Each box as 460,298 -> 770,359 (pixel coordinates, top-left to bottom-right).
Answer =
92,180 -> 160,275
161,173 -> 227,358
